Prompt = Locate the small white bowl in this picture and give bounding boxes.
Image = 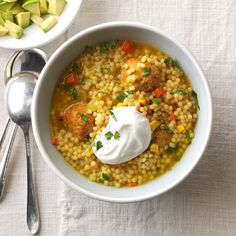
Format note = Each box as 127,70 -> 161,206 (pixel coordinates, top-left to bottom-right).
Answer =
0,0 -> 82,50
32,22 -> 213,203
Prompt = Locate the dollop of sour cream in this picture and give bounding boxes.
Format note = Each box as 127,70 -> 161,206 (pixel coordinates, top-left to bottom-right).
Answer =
93,106 -> 151,164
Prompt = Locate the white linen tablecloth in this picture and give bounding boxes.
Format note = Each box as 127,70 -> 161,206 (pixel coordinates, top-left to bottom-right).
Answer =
1,0 -> 236,235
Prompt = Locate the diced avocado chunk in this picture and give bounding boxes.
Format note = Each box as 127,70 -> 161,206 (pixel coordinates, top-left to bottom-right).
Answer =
2,10 -> 13,22
39,0 -> 47,14
0,14 -> 5,26
48,0 -> 66,16
40,15 -> 57,32
5,20 -> 23,38
22,0 -> 40,16
11,3 -> 25,15
30,14 -> 43,25
2,0 -> 17,2
15,11 -> 30,28
0,24 -> 8,35
0,2 -> 15,11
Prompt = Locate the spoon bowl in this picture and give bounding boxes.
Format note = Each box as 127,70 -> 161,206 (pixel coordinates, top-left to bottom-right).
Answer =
6,74 -> 36,126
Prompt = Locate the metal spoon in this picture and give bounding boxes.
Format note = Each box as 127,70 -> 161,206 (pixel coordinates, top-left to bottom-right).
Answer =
0,49 -> 47,201
5,73 -> 39,235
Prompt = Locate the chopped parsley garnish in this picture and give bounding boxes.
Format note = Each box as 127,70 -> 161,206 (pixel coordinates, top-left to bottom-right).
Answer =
127,90 -> 135,95
102,173 -> 110,181
110,41 -> 117,49
68,87 -> 78,100
100,67 -> 110,74
71,63 -> 80,74
85,45 -> 95,55
161,124 -> 173,134
80,113 -> 88,122
172,89 -> 188,95
114,131 -> 120,140
105,131 -> 113,140
164,57 -> 178,69
143,67 -> 152,76
99,41 -> 117,54
118,91 -> 127,102
192,90 -> 200,110
80,77 -> 85,85
110,111 -> 117,121
184,130 -> 192,143
96,141 -> 103,151
164,145 -> 179,154
104,131 -> 120,140
153,97 -> 161,104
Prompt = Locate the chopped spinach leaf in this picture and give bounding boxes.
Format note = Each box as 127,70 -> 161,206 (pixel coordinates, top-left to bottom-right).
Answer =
80,77 -> 85,85
110,111 -> 117,121
118,91 -> 127,102
80,113 -> 88,122
105,131 -> 113,140
102,173 -> 110,181
85,45 -> 95,55
143,67 -> 152,76
184,130 -> 192,143
71,63 -> 80,74
99,41 -> 115,54
153,98 -> 161,104
164,57 -> 178,69
192,90 -> 200,110
127,90 -> 135,95
68,87 -> 78,100
96,141 -> 103,151
161,124 -> 173,134
114,131 -> 120,140
110,41 -> 117,49
164,144 -> 179,154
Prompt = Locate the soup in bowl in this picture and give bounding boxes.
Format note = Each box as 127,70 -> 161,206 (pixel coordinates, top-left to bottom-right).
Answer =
32,22 -> 212,202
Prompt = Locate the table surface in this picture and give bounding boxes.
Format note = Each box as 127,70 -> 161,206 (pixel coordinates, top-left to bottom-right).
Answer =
0,0 -> 236,235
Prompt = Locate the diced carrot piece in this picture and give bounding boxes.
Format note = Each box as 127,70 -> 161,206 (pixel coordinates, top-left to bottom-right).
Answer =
121,40 -> 134,54
51,137 -> 58,145
65,73 -> 78,85
154,87 -> 165,97
168,113 -> 176,121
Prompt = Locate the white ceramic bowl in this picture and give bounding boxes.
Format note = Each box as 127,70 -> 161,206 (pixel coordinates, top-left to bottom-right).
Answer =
0,0 -> 82,50
32,22 -> 212,202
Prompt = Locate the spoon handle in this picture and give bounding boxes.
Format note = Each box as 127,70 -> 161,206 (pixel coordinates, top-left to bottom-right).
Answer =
0,123 -> 18,200
0,119 -> 11,151
23,126 -> 40,235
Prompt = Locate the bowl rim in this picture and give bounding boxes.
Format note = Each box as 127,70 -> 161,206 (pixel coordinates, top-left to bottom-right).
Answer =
32,21 -> 213,202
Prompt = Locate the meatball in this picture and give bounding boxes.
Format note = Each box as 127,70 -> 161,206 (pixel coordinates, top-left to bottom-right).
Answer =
64,102 -> 94,140
154,128 -> 172,147
121,58 -> 161,92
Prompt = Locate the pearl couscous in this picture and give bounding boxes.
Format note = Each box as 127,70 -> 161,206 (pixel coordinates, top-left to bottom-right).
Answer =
50,40 -> 198,187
